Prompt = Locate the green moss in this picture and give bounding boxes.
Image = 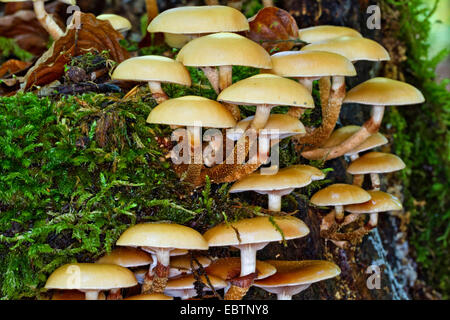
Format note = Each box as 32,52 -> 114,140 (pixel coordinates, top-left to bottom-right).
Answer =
0,37 -> 33,63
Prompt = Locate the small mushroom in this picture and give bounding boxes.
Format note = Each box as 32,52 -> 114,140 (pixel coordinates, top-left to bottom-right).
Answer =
169,254 -> 214,278
124,293 -> 173,300
51,290 -> 105,300
230,165 -> 325,212
97,14 -> 132,34
111,56 -> 191,104
253,260 -> 341,300
164,274 -> 227,300
116,223 -> 208,294
298,25 -> 362,44
45,263 -> 137,300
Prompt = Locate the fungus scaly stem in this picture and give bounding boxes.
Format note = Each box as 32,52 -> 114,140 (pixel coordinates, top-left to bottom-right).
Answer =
350,154 -> 365,186
84,290 -> 100,300
268,194 -> 282,212
371,173 -> 381,191
335,205 -> 344,223
148,81 -> 169,104
219,65 -> 241,121
34,0 -> 65,40
201,67 -> 220,94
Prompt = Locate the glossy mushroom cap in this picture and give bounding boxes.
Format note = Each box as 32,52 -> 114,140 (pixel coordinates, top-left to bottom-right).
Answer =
165,274 -> 227,291
298,25 -> 362,43
147,6 -> 249,34
45,263 -> 137,290
344,77 -> 425,106
206,257 -> 277,280
269,51 -> 356,77
347,152 -> 406,174
169,255 -> 213,277
146,96 -> 236,128
227,114 -> 306,141
217,74 -> 314,108
203,216 -> 310,247
96,247 -> 152,268
254,260 -> 341,287
301,36 -> 390,62
124,293 -> 174,300
97,14 -> 132,32
321,125 -> 388,155
310,184 -> 371,206
176,33 -> 272,69
116,223 -> 209,250
111,56 -> 191,86
345,191 -> 403,213
229,165 -> 325,193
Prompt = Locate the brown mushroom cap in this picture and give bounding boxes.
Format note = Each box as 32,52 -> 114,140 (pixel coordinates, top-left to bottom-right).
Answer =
124,293 -> 174,300
347,152 -> 406,174
96,247 -> 152,268
176,33 -> 272,69
203,216 -> 309,247
344,77 -> 425,106
146,96 -> 236,128
111,56 -> 191,86
165,274 -> 227,290
253,260 -> 341,287
321,125 -> 388,155
45,263 -> 137,290
269,51 -> 356,77
147,6 -> 249,34
229,165 -> 325,193
345,191 -> 403,213
298,25 -> 362,43
301,36 -> 390,62
310,184 -> 371,206
217,74 -> 314,108
97,14 -> 132,32
206,257 -> 277,280
116,223 -> 209,250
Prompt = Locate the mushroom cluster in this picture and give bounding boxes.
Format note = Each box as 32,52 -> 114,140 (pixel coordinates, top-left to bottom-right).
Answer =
43,3 -> 424,300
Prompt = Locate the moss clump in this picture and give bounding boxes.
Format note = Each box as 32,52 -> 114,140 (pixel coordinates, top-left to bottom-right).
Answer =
0,37 -> 33,63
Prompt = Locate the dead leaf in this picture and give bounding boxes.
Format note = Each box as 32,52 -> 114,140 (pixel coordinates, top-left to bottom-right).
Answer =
0,59 -> 31,78
23,12 -> 130,91
247,7 -> 299,53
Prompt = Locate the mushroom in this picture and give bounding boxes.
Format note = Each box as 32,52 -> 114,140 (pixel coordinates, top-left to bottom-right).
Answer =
147,5 -> 249,50
229,165 -> 325,212
169,254 -> 214,278
218,73 -> 314,130
96,247 -> 153,299
301,78 -> 424,161
116,223 -> 209,294
164,274 -> 227,300
111,56 -> 191,104
44,263 -> 137,300
125,293 -> 173,300
205,257 -> 277,300
344,190 -> 403,230
0,0 -> 76,40
97,14 -> 132,34
298,25 -> 362,44
203,216 -> 309,298
51,290 -> 105,300
253,260 -> 341,300
176,33 -> 272,120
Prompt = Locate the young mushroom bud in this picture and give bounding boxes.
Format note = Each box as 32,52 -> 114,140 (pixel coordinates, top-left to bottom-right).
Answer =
97,14 -> 132,35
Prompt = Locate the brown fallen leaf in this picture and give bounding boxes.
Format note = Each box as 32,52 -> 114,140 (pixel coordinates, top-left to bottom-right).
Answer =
0,59 -> 31,78
23,12 -> 130,91
247,7 -> 299,53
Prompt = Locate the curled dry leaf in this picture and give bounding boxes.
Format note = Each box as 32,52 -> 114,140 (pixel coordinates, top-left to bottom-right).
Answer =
23,12 -> 130,91
247,7 -> 299,53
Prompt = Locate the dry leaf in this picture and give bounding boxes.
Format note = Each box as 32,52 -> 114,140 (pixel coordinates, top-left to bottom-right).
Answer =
247,7 -> 299,53
0,59 -> 31,78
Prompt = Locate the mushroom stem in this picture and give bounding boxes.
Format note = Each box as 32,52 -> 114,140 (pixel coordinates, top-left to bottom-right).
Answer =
370,173 -> 381,191
148,81 -> 169,104
262,284 -> 311,300
219,65 -> 233,91
33,0 -> 65,40
236,243 -> 268,277
107,288 -> 122,300
203,134 -> 223,167
251,105 -> 272,130
367,213 -> 379,229
287,78 -> 314,119
145,0 -> 159,23
201,67 -> 220,94
302,105 -> 385,160
335,205 -> 344,223
84,290 -> 100,300
268,194 -> 282,212
349,154 -> 364,186
142,247 -> 172,293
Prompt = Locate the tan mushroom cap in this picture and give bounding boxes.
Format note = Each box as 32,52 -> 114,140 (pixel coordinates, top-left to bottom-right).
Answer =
345,191 -> 403,214
147,5 -> 249,34
203,216 -> 310,247
111,56 -> 191,86
97,14 -> 132,32
310,184 -> 371,206
229,165 -> 325,193
116,223 -> 209,250
176,33 -> 272,68
298,25 -> 362,43
125,293 -> 174,300
321,125 -> 388,155
45,263 -> 137,290
227,114 -> 306,140
147,96 -> 236,128
301,36 -> 390,62
217,74 -> 314,108
164,33 -> 195,49
347,152 -> 406,174
254,260 -> 341,287
170,255 -> 213,271
269,51 -> 356,77
344,77 -> 425,106
206,257 -> 277,280
96,247 -> 152,268
165,274 -> 227,290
